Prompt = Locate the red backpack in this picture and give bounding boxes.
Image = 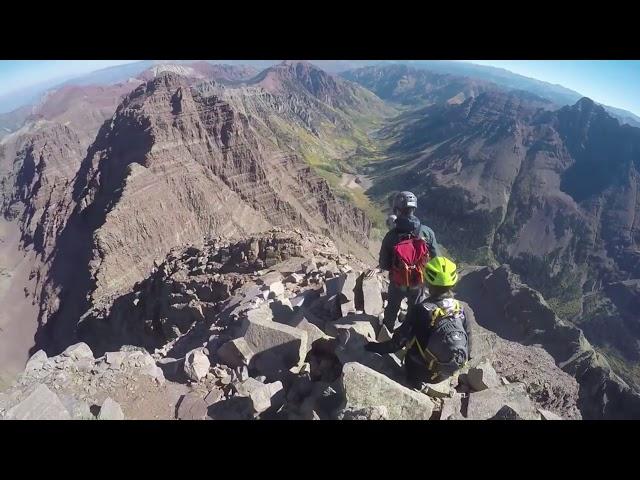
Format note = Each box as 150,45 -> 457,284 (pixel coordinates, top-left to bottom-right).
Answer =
390,234 -> 430,288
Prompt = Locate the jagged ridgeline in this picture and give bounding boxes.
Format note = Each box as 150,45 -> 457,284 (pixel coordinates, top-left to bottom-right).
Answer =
3,229 -> 639,420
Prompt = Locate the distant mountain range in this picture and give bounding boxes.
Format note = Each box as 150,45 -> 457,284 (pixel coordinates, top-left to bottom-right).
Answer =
2,60 -> 638,127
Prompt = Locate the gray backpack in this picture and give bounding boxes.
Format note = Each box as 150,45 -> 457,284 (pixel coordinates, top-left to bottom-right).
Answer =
419,299 -> 469,378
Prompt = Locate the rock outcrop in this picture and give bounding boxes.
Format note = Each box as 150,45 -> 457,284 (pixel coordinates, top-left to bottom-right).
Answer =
2,230 -> 591,420
457,265 -> 640,419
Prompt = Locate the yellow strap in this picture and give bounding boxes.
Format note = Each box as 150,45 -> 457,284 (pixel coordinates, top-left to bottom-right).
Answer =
430,300 -> 462,326
413,337 -> 437,370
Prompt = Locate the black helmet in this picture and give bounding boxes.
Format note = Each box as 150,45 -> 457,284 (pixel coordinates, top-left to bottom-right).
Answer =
393,191 -> 418,212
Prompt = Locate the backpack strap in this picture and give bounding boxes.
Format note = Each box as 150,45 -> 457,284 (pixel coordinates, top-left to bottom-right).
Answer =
429,299 -> 462,327
411,337 -> 440,381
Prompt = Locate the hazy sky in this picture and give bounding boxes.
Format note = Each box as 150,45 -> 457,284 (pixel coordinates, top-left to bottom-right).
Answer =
0,60 -> 638,116
0,60 -> 140,94
468,60 -> 640,116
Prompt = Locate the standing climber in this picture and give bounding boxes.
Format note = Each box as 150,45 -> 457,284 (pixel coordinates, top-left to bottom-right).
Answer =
365,256 -> 472,389
367,191 -> 439,332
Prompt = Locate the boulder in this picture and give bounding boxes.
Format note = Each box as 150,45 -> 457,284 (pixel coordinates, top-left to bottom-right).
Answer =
61,342 -> 94,360
466,359 -> 501,391
5,384 -> 71,420
285,273 -> 304,284
340,362 -> 434,420
234,378 -> 285,415
341,405 -> 389,420
291,318 -> 331,353
242,318 -> 308,377
245,304 -> 274,323
59,394 -> 94,420
538,408 -> 563,420
301,258 -> 317,274
340,272 -> 358,303
466,383 -> 539,420
362,277 -> 384,316
258,271 -> 283,286
98,397 -> 125,420
176,394 -> 209,420
105,351 -> 127,369
440,392 -> 464,420
217,338 -> 254,369
184,349 -> 211,382
268,281 -> 285,298
325,315 -> 377,341
424,378 -> 453,399
204,388 -> 225,406
24,350 -> 48,374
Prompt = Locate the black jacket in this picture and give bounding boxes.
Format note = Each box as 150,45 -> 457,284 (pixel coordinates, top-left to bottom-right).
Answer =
378,215 -> 439,271
367,291 -> 473,360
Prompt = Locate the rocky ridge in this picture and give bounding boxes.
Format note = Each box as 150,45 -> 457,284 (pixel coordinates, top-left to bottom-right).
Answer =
1,229 -> 602,420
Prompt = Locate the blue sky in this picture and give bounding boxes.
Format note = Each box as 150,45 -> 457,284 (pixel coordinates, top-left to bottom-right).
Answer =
0,60 -> 639,116
467,60 -> 640,116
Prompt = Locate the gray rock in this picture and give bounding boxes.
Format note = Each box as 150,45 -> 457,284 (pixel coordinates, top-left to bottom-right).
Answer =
59,394 -> 94,420
340,300 -> 356,317
105,351 -> 127,369
5,384 -> 71,420
177,394 -> 209,420
242,318 -> 308,376
466,359 -> 501,391
466,383 -> 539,420
204,388 -> 225,406
285,273 -> 304,284
440,392 -> 464,420
341,405 -> 389,420
184,349 -> 211,382
234,378 -> 285,415
538,408 -> 563,420
24,350 -> 48,374
98,397 -> 125,420
62,342 -> 94,360
301,258 -> 317,274
234,365 -> 250,382
291,318 -> 330,353
340,362 -> 434,420
245,304 -> 274,323
268,281 -> 285,298
341,272 -> 358,303
325,315 -> 377,341
217,338 -> 254,369
423,378 -> 453,399
362,277 -> 384,316
260,271 -> 284,286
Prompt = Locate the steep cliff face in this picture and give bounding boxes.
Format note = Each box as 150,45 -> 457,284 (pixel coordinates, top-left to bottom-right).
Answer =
457,265 -> 640,419
31,73 -> 372,355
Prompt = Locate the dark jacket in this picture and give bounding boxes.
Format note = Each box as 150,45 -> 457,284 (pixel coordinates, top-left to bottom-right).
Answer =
378,215 -> 439,271
366,291 -> 473,382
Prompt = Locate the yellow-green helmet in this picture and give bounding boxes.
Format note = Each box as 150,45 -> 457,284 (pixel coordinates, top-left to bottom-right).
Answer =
424,257 -> 458,287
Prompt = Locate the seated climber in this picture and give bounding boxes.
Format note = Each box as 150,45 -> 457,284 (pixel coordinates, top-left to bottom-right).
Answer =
364,256 -> 473,390
367,191 -> 439,332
